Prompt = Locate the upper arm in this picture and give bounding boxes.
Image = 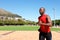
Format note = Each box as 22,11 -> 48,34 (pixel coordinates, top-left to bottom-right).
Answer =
47,15 -> 52,26
38,16 -> 40,22
38,16 -> 41,26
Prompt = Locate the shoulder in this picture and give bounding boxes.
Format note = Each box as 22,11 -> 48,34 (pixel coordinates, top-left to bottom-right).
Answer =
44,14 -> 50,17
46,15 -> 50,18
38,16 -> 41,19
45,14 -> 51,19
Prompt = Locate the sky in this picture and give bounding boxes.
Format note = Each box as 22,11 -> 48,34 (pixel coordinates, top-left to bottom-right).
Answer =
0,0 -> 60,22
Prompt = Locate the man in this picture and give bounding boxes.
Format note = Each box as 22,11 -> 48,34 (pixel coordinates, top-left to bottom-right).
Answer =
38,7 -> 52,40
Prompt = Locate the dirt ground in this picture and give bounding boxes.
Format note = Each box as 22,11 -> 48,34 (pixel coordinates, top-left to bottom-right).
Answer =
0,31 -> 60,40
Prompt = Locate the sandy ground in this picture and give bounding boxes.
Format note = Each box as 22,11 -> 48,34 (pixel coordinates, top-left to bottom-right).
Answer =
0,31 -> 60,40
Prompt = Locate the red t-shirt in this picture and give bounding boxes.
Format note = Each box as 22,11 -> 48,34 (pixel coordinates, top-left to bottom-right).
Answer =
38,14 -> 50,33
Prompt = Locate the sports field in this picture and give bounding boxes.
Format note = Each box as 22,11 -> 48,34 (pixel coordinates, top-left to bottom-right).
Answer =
0,25 -> 60,40
0,25 -> 60,31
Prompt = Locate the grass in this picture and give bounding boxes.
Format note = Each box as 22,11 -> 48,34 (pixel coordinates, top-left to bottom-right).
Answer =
51,27 -> 60,32
0,25 -> 39,31
0,25 -> 60,31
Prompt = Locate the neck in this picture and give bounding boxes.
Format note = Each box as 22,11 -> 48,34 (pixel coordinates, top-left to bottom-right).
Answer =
41,13 -> 44,16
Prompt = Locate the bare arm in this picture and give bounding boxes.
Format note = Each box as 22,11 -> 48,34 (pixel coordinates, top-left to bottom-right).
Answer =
39,15 -> 52,27
46,15 -> 52,26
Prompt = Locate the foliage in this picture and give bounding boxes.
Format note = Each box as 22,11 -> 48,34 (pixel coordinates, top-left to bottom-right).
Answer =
52,20 -> 60,25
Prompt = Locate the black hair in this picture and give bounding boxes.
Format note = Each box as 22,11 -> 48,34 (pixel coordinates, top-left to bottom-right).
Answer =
39,7 -> 45,11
